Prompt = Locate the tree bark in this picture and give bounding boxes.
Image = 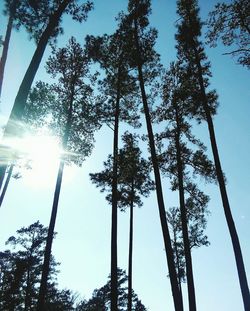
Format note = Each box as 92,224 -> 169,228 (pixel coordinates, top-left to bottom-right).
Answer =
37,86 -> 73,311
175,107 -> 196,311
127,181 -> 134,311
191,39 -> 250,311
0,163 -> 13,207
0,15 -> 13,98
37,160 -> 65,311
110,67 -> 121,311
133,16 -> 183,311
0,0 -> 71,191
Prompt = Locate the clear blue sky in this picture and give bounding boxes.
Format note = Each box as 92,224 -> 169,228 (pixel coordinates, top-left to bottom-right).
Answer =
0,1 -> 249,310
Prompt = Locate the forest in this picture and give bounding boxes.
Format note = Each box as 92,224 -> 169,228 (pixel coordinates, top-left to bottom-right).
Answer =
0,0 -> 249,310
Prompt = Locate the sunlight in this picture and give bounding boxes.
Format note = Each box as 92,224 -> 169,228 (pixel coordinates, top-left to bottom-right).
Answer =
20,134 -> 62,188
1,132 -> 76,189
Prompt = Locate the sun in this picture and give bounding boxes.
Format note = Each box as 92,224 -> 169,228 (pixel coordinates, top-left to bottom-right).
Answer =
16,133 -> 63,188
1,129 -> 77,188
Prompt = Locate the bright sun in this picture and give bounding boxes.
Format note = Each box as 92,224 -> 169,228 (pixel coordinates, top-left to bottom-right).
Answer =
21,134 -> 61,188
5,132 -> 75,189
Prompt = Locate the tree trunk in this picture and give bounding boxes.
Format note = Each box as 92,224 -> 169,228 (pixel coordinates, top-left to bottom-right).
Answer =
133,17 -> 183,311
174,239 -> 184,308
0,0 -> 71,191
0,15 -> 13,98
175,107 -> 196,311
192,39 -> 250,311
37,88 -> 73,311
127,181 -> 134,311
24,260 -> 31,311
111,67 -> 121,311
0,163 -> 13,207
37,160 -> 64,311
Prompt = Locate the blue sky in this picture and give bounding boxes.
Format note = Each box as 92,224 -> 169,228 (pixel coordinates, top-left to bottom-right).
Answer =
0,0 -> 249,310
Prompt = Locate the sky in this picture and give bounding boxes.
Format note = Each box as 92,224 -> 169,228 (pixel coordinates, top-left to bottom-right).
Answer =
0,0 -> 250,310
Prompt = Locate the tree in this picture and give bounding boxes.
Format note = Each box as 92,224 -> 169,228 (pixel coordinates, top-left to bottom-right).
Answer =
116,1 -> 183,309
90,132 -> 154,311
77,269 -> 147,311
21,37 -> 101,310
0,221 -> 59,310
206,0 -> 250,68
86,29 -> 140,311
0,0 -> 53,97
0,0 -> 17,97
0,0 -> 93,191
154,61 -> 215,311
175,0 -> 250,309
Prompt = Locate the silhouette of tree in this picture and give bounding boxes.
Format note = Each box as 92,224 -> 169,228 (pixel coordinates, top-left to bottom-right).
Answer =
154,61 -> 215,311
86,29 -> 140,311
0,221 -> 60,310
90,132 -> 154,311
115,1 -> 183,309
19,37 -> 101,309
175,0 -> 250,309
0,0 -> 93,191
76,269 -> 147,311
206,0 -> 250,68
0,0 -> 18,98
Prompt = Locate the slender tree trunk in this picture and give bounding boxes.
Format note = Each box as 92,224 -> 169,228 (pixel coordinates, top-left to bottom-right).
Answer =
127,181 -> 134,311
37,160 -> 64,311
24,262 -> 31,311
0,15 -> 13,98
175,241 -> 184,308
37,91 -> 73,311
0,163 -> 13,207
175,107 -> 196,311
133,17 -> 183,311
111,67 -> 121,311
191,40 -> 250,311
0,0 -> 71,191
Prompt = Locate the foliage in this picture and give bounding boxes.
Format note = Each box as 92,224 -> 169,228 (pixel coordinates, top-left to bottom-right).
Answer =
175,0 -> 219,121
90,132 -> 154,211
25,37 -> 101,166
154,62 -> 215,283
3,0 -> 93,44
77,269 -> 147,311
0,221 -> 76,310
85,30 -> 141,129
206,0 -> 250,68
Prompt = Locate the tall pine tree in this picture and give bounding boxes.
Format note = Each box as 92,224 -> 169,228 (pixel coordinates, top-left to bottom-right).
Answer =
175,1 -> 250,309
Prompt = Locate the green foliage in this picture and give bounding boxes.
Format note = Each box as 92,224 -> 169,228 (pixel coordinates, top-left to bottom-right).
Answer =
25,37 -> 101,166
206,0 -> 250,68
3,0 -> 93,44
90,132 -> 154,211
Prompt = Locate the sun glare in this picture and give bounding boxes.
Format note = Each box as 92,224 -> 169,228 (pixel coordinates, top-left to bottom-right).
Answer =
2,132 -> 75,189
19,134 -> 62,188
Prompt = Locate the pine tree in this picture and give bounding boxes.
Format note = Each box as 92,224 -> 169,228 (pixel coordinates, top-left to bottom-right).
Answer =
116,1 -> 183,309
0,0 -> 93,191
76,268 -> 148,311
90,132 -> 154,311
86,30 -> 140,311
206,0 -> 250,68
21,37 -> 101,310
0,0 -> 17,97
0,222 -> 58,310
175,0 -> 250,309
154,61 -> 215,311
